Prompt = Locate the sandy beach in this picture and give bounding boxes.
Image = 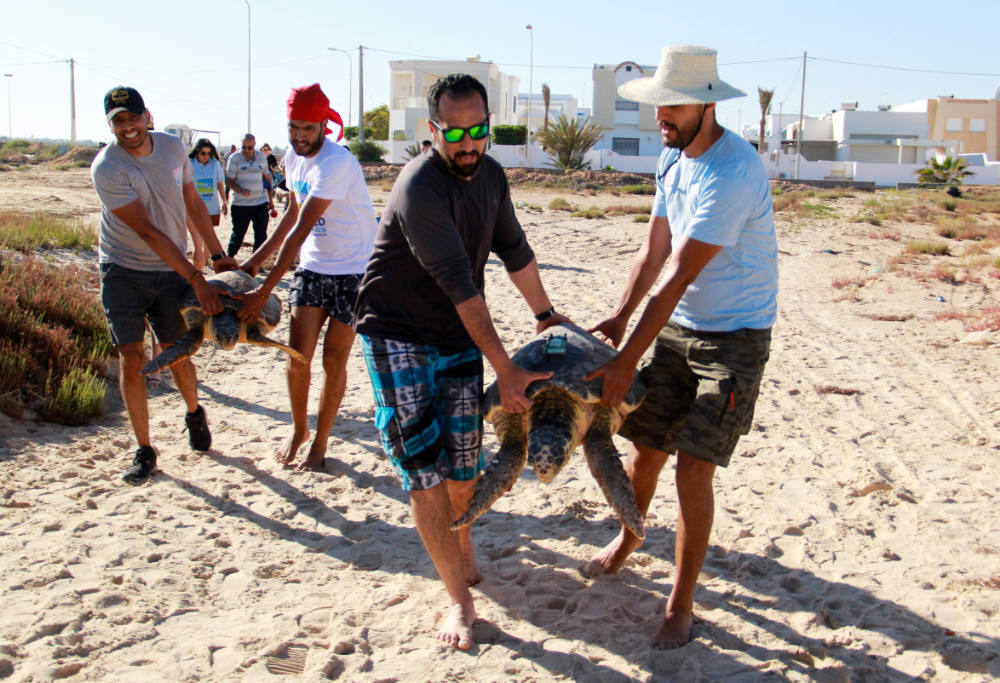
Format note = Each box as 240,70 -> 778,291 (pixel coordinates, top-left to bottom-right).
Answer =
1,163 -> 998,681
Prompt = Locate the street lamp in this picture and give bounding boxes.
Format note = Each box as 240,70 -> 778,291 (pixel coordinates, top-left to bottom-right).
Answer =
327,47 -> 353,129
3,74 -> 11,140
243,0 -> 251,134
525,24 -> 533,168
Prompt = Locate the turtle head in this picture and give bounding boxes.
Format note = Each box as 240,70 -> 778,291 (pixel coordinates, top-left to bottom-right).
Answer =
210,312 -> 242,350
527,426 -> 574,483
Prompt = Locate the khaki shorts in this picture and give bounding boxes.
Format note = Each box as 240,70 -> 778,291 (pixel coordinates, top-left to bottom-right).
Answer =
619,321 -> 771,467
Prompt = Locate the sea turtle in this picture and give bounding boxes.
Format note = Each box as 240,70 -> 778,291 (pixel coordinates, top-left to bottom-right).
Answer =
141,269 -> 305,375
451,322 -> 647,539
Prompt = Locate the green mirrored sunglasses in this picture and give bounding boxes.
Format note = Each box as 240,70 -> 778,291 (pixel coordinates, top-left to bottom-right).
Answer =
430,119 -> 490,143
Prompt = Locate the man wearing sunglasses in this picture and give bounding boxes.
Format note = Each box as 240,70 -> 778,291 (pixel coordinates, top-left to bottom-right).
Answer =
355,74 -> 568,650
225,134 -> 273,257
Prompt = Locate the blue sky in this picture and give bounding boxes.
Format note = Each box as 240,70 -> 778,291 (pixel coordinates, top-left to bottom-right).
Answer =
2,0 -> 998,147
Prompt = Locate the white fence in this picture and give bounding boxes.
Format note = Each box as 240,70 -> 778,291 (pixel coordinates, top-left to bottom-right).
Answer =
370,141 -> 999,187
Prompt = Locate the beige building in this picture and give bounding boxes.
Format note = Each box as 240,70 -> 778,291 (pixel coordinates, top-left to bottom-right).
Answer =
387,57 -> 519,142
924,96 -> 1000,160
591,61 -> 661,157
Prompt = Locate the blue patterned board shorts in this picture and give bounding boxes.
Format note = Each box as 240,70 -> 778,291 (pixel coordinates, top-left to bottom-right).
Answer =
361,335 -> 485,491
288,269 -> 362,325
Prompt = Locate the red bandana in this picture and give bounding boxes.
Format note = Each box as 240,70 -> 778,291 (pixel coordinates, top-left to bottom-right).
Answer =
286,83 -> 344,141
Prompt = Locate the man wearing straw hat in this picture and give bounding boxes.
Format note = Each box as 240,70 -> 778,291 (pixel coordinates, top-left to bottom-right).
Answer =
584,45 -> 778,648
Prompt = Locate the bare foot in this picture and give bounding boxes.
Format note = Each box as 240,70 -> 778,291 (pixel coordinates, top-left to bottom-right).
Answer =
651,610 -> 693,649
276,428 -> 311,465
434,602 -> 476,650
580,528 -> 643,577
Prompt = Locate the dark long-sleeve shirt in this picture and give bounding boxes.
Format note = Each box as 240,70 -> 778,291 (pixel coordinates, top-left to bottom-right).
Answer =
354,151 -> 534,349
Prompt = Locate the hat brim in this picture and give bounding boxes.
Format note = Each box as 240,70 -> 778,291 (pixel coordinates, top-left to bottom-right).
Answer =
106,106 -> 144,123
618,77 -> 745,106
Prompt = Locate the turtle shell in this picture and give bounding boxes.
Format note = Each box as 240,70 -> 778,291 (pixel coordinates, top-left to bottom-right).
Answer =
180,269 -> 282,330
482,322 -> 646,421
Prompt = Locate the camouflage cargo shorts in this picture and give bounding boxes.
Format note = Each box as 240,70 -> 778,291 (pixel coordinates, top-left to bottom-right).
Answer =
618,321 -> 771,467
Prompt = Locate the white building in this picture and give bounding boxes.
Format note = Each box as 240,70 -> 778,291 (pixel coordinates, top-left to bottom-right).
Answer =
514,92 -> 588,136
590,61 -> 661,158
746,103 -> 955,165
387,56 -> 519,142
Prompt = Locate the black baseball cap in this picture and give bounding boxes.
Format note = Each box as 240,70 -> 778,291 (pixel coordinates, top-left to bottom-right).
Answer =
104,86 -> 146,123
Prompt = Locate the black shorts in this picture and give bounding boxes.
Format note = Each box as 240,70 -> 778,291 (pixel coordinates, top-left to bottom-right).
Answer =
287,269 -> 362,325
619,321 -> 771,467
99,263 -> 189,346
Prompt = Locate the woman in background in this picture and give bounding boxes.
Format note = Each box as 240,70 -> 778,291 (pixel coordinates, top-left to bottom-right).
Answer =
187,139 -> 228,268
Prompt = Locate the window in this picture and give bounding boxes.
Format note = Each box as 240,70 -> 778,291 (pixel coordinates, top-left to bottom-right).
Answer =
615,99 -> 639,111
945,118 -> 963,132
612,137 -> 640,156
970,118 -> 987,132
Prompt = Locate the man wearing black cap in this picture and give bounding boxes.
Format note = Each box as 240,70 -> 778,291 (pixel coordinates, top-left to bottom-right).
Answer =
92,86 -> 239,485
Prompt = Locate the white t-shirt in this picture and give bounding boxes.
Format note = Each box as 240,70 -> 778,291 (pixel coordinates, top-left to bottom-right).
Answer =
283,140 -> 378,275
226,150 -> 268,207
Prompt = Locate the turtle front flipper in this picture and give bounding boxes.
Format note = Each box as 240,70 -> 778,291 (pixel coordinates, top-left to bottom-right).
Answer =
244,326 -> 307,364
527,387 -> 583,483
582,407 -> 645,540
141,329 -> 204,375
451,413 -> 526,530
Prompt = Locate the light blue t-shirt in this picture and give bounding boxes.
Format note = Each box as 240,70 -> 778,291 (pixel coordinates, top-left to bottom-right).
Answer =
191,157 -> 224,215
652,129 -> 778,331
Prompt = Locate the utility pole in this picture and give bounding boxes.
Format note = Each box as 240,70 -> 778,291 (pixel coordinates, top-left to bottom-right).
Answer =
525,24 -> 533,168
358,45 -> 365,142
795,51 -> 806,180
244,0 -> 252,134
68,59 -> 76,145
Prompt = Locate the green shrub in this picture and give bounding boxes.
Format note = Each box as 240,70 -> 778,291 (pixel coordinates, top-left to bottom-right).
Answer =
0,212 -> 96,252
44,365 -> 105,425
548,197 -> 574,211
349,140 -> 385,162
571,208 -> 605,219
0,256 -> 112,422
633,214 -> 650,223
620,184 -> 655,195
905,240 -> 951,256
493,125 -> 527,145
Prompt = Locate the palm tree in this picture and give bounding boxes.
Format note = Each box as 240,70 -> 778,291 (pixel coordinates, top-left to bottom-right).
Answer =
542,83 -> 551,129
916,155 -> 973,186
534,114 -> 606,170
757,87 -> 775,154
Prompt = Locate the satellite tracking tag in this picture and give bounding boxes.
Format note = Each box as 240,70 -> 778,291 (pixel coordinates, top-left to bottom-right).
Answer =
544,334 -> 567,356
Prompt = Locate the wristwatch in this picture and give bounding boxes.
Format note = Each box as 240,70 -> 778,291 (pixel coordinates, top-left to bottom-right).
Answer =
210,252 -> 225,262
534,307 -> 556,322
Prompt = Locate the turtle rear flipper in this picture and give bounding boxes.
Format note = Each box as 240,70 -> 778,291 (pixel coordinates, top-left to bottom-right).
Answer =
451,414 -> 526,530
244,327 -> 307,364
582,408 -> 645,540
141,330 -> 204,376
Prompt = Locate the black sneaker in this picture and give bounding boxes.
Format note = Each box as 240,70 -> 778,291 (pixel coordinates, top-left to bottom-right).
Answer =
185,405 -> 212,451
122,446 -> 157,485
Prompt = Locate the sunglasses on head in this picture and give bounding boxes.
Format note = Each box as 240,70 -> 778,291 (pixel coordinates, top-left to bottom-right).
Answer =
430,119 -> 490,143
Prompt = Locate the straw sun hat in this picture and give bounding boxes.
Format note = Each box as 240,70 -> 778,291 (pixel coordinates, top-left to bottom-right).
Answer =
618,45 -> 745,106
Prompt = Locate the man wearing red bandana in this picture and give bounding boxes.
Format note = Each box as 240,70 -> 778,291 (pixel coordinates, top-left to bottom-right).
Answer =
237,83 -> 377,472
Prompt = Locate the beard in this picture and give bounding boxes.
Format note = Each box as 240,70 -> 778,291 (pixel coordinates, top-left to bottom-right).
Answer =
292,134 -> 323,157
662,106 -> 706,149
443,149 -> 483,178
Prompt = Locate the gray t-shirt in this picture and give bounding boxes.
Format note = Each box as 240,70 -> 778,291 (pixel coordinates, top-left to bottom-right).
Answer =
91,131 -> 193,271
226,150 -> 269,207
